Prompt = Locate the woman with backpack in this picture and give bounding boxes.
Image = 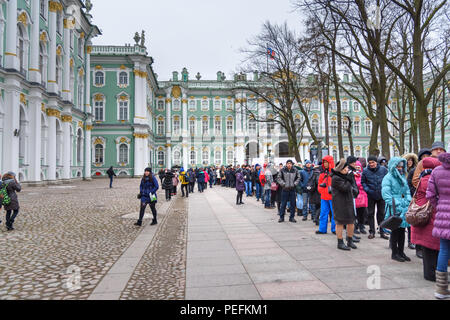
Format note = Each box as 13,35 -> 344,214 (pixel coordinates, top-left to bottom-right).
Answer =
426,152 -> 450,299
1,172 -> 22,231
162,169 -> 174,201
136,168 -> 159,227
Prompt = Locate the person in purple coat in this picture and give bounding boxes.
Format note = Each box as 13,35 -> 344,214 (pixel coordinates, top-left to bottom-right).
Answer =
235,169 -> 245,205
426,152 -> 450,299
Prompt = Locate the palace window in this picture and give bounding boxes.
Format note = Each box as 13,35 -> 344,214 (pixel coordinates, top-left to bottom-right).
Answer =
330,101 -> 337,111
249,119 -> 257,135
312,119 -> 320,134
343,119 -> 349,131
227,151 -> 234,165
157,151 -> 165,166
190,151 -> 196,165
173,100 -> 181,111
202,150 -> 209,165
157,120 -> 165,135
119,100 -> 128,121
189,100 -> 196,111
226,118 -> 233,135
77,75 -> 84,109
365,120 -> 372,135
202,100 -> 209,111
173,151 -> 181,165
173,119 -> 181,135
189,119 -> 196,135
226,101 -> 233,111
332,149 -> 338,160
119,72 -> 128,86
353,101 -> 360,112
342,101 -> 349,112
56,11 -> 62,35
267,122 -> 275,134
94,100 -> 104,121
39,42 -> 47,85
95,144 -> 104,163
215,151 -> 222,165
354,120 -> 360,135
215,119 -> 221,135
248,99 -> 257,111
17,26 -> 26,74
56,55 -> 62,92
202,118 -> 209,135
311,99 -> 319,110
355,148 -> 361,158
330,120 -> 337,136
214,100 -> 221,111
119,144 -> 128,163
344,150 -> 349,159
157,100 -> 164,111
76,129 -> 83,164
95,71 -> 104,86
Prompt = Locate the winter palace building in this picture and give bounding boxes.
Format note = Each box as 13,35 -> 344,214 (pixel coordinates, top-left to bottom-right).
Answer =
1,0 -> 449,183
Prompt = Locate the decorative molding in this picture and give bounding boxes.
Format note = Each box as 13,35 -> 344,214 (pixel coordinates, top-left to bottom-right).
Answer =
39,32 -> 47,42
18,12 -> 28,27
78,121 -> 83,127
70,58 -> 74,68
133,133 -> 149,139
95,65 -> 103,70
133,70 -> 147,78
41,104 -> 46,112
86,46 -> 92,54
20,93 -> 27,105
93,94 -> 104,101
46,108 -> 61,119
171,86 -> 181,98
80,32 -> 85,39
56,46 -> 62,56
49,1 -> 63,12
165,98 -> 172,103
182,99 -> 188,104
61,115 -> 73,123
78,68 -> 84,76
85,125 -> 93,131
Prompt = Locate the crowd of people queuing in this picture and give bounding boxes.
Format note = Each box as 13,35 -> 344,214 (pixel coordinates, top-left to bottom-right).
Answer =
1,141 -> 449,299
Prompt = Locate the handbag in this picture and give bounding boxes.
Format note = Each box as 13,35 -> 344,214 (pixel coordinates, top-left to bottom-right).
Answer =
271,182 -> 278,191
406,179 -> 432,227
380,198 -> 403,231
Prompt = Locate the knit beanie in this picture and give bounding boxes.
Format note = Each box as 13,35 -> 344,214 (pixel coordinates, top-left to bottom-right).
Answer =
346,156 -> 358,166
367,156 -> 378,163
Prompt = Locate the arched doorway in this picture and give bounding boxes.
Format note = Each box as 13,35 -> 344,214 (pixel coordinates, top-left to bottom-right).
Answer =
274,142 -> 289,158
245,141 -> 260,164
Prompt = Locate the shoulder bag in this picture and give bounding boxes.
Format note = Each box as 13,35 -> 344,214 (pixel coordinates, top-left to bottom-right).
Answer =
380,198 -> 402,231
405,178 -> 432,227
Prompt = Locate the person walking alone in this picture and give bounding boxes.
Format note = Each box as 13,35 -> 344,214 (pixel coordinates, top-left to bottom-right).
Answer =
236,168 -> 245,205
136,168 -> 159,227
382,157 -> 412,262
426,152 -> 450,299
1,172 -> 22,231
107,166 -> 116,188
162,169 -> 174,201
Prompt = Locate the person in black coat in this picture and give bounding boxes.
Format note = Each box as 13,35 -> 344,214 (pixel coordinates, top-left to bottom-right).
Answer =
187,168 -> 196,193
1,172 -> 21,231
332,160 -> 358,251
162,170 -> 174,201
306,166 -> 321,225
107,166 -> 117,188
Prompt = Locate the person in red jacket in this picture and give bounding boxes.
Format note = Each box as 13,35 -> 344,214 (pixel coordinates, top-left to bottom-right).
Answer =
316,155 -> 336,234
412,157 -> 441,281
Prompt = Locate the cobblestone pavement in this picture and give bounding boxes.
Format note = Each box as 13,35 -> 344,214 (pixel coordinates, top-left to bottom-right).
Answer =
120,196 -> 188,300
0,179 -> 165,300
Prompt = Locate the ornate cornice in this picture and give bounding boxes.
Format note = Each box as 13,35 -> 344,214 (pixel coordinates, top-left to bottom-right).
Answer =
133,70 -> 148,78
20,93 -> 27,105
165,98 -> 172,103
46,108 -> 61,119
18,12 -> 28,27
49,1 -> 63,12
61,115 -> 73,123
85,125 -> 93,131
133,133 -> 149,139
86,46 -> 92,54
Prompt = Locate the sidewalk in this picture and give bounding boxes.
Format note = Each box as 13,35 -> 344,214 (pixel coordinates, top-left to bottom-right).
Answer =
185,186 -> 435,300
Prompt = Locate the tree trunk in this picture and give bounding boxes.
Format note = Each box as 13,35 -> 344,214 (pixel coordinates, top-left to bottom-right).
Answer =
331,49 -> 344,158
369,121 -> 380,156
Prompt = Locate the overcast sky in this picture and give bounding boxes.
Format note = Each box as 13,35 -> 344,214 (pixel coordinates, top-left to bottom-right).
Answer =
91,0 -> 303,81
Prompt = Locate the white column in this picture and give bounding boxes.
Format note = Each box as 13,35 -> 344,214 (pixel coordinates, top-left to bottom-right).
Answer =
29,0 -> 41,83
28,89 -> 42,183
85,43 -> 92,113
167,145 -> 172,168
236,97 -> 242,135
47,111 -> 57,181
62,19 -> 71,101
166,97 -> 172,135
47,4 -> 58,93
5,0 -> 19,69
2,85 -> 20,174
62,115 -> 71,180
134,134 -> 146,176
84,123 -> 92,180
182,97 -> 188,137
183,144 -> 188,170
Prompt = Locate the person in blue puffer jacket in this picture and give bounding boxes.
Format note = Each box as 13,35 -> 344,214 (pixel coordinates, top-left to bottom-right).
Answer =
136,167 -> 159,227
382,157 -> 412,262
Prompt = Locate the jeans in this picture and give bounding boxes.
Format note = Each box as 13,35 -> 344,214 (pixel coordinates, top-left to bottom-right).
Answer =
368,198 -> 386,235
302,193 -> 314,217
280,190 -> 297,220
245,181 -> 252,196
437,239 -> 450,272
6,209 -> 19,228
296,193 -> 303,209
181,184 -> 189,197
264,189 -> 271,207
255,183 -> 262,200
198,182 -> 204,193
209,179 -> 213,188
319,199 -> 336,233
109,176 -> 113,188
138,201 -> 157,224
165,189 -> 171,200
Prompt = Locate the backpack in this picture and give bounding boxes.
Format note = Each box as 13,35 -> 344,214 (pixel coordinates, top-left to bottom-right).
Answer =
259,170 -> 266,186
0,182 -> 11,206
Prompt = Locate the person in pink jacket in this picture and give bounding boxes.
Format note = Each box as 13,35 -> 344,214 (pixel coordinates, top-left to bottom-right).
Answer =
204,169 -> 209,191
354,161 -> 368,234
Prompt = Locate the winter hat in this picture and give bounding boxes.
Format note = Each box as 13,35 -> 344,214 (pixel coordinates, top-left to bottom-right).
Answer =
431,141 -> 446,152
305,160 -> 312,165
335,159 -> 348,172
367,155 -> 378,163
286,160 -> 294,165
6,171 -> 16,177
346,156 -> 358,166
418,148 -> 432,160
144,168 -> 152,173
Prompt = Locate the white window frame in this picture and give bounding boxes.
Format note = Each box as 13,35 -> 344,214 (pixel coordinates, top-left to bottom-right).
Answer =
173,99 -> 181,111
189,119 -> 196,136
202,118 -> 209,135
354,120 -> 360,135
214,100 -> 222,111
157,151 -> 165,166
202,149 -> 209,165
214,118 -> 221,135
118,99 -> 129,121
215,150 -> 222,165
201,99 -> 209,111
189,99 -> 196,111
94,98 -> 105,122
226,118 -> 233,135
226,100 -> 233,111
190,151 -> 196,165
353,101 -> 360,112
157,120 -> 165,136
173,118 -> 181,135
94,71 -> 105,87
118,71 -> 129,87
157,100 -> 165,111
118,144 -> 129,164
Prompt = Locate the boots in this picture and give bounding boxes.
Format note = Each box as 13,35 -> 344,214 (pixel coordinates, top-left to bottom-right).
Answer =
338,239 -> 351,251
347,237 -> 357,249
435,271 -> 450,299
151,219 -> 158,226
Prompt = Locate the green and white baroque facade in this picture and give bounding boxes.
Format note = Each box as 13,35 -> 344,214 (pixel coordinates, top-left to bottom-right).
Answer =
1,1 -> 449,183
